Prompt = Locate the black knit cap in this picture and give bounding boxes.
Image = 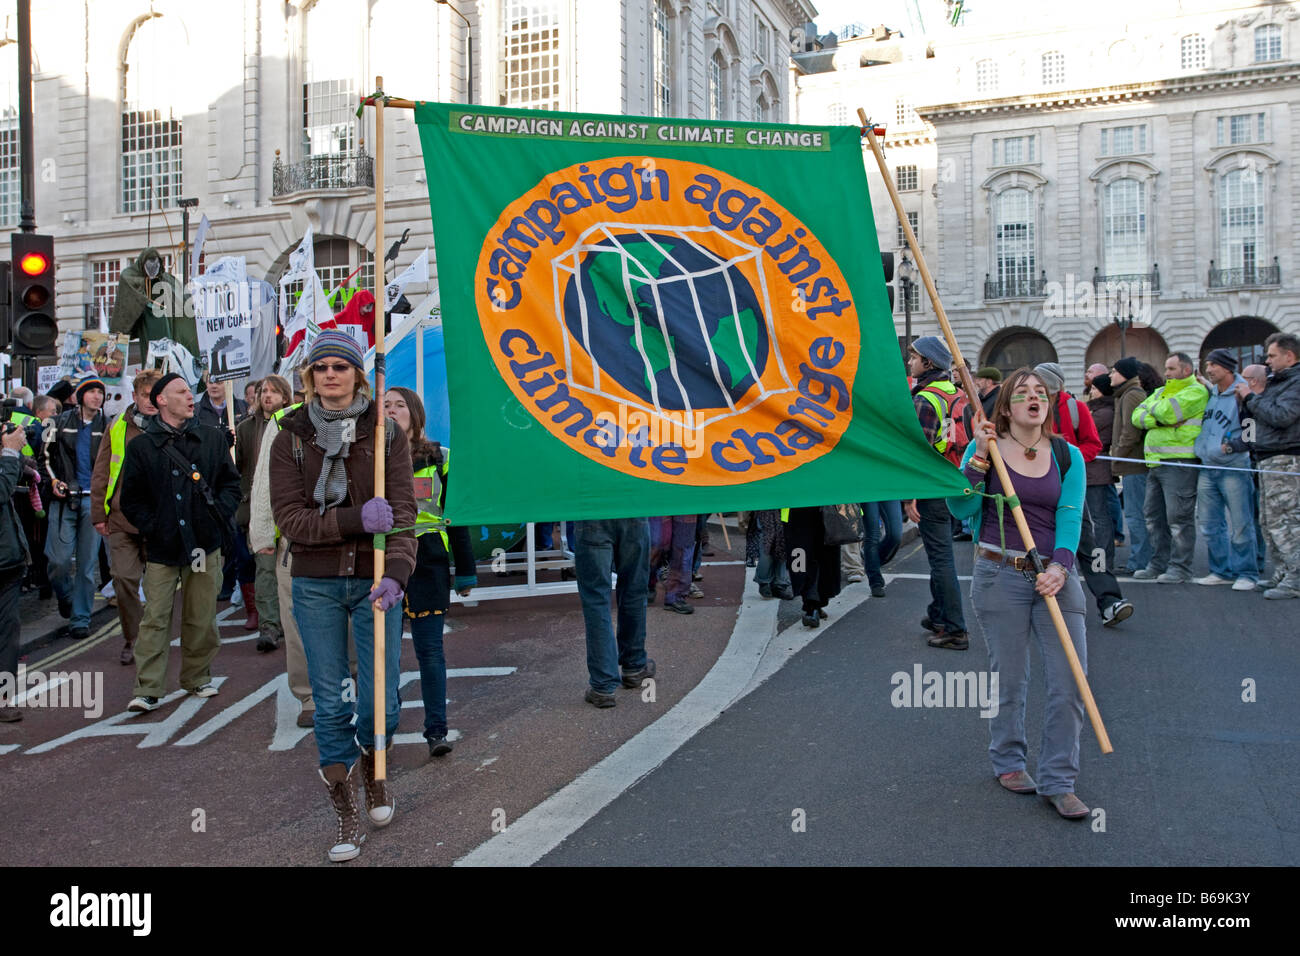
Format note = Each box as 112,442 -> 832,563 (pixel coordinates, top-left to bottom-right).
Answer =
1206,348 -> 1238,372
150,372 -> 184,406
1113,356 -> 1141,381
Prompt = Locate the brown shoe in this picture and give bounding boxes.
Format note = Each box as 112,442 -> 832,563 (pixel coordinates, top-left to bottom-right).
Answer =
319,763 -> 364,861
1045,793 -> 1090,819
359,746 -> 396,828
998,770 -> 1037,794
120,644 -> 134,666
0,706 -> 22,723
296,708 -> 315,729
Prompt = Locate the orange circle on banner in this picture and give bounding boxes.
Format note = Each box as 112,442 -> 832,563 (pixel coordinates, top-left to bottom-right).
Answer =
474,156 -> 859,485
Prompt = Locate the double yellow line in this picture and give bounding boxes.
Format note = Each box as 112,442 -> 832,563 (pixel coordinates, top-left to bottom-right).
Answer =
30,618 -> 121,670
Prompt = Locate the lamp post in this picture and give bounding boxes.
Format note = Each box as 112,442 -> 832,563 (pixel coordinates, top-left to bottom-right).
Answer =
436,0 -> 474,104
1113,288 -> 1134,358
898,250 -> 915,355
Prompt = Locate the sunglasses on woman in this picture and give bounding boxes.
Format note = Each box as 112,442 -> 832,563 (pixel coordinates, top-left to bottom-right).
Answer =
311,363 -> 354,374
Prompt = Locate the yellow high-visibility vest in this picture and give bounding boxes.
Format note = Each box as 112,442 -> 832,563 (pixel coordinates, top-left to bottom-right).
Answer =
102,414 -> 131,515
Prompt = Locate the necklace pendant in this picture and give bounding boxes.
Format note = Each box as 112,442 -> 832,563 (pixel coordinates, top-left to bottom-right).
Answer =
1024,447 -> 1038,460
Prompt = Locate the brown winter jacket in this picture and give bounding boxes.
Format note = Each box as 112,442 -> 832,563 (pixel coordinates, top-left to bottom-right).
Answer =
234,409 -> 271,528
268,400 -> 417,588
89,404 -> 149,535
1109,376 -> 1148,477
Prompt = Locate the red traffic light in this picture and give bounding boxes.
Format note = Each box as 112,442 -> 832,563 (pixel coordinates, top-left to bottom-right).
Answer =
18,251 -> 49,276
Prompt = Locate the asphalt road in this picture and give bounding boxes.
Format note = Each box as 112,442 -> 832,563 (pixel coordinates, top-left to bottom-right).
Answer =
541,536 -> 1299,866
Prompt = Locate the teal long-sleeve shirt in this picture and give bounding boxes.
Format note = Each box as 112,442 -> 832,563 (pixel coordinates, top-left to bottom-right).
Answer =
946,440 -> 1086,568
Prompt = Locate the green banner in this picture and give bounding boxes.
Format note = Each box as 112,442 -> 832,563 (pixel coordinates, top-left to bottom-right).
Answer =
415,103 -> 969,523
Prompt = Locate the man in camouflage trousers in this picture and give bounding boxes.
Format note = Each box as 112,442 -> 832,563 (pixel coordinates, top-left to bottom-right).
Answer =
1236,332 -> 1300,598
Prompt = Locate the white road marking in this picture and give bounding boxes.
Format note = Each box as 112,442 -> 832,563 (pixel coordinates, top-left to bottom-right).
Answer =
23,679 -> 228,754
0,744 -> 21,754
456,577 -> 784,867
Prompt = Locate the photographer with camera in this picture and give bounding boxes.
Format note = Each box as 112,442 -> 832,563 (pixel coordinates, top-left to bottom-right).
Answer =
40,377 -> 108,640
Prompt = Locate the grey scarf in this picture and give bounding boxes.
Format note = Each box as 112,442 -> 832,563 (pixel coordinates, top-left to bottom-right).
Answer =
308,395 -> 370,514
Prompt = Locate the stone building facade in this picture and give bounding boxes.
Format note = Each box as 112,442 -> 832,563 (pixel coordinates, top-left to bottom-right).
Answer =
6,0 -> 813,350
794,1 -> 1300,391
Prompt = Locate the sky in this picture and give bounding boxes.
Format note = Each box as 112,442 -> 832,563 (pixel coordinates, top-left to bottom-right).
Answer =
807,0 -> 1190,39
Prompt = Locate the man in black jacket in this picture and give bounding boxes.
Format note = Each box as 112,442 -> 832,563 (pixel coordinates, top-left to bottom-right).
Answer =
196,375 -> 248,447
41,377 -> 107,639
1236,332 -> 1300,598
118,373 -> 241,711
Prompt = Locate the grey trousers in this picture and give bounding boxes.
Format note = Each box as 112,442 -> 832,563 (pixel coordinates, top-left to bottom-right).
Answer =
1144,462 -> 1199,577
971,556 -> 1088,797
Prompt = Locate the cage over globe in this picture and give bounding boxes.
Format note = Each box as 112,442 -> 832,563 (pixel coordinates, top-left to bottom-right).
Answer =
558,227 -> 771,414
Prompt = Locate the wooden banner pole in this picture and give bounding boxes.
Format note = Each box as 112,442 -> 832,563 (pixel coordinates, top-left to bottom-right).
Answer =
371,77 -> 389,779
858,109 -> 1112,754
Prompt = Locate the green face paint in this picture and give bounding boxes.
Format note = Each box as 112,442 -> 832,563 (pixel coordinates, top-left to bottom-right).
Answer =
1009,394 -> 1028,404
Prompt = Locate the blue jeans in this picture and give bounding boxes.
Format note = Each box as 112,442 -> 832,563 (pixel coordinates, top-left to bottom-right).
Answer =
410,612 -> 448,740
1197,468 -> 1258,582
863,500 -> 903,589
918,497 -> 965,633
1106,485 -> 1124,541
44,497 -> 98,629
1120,473 -> 1151,572
292,576 -> 403,768
971,556 -> 1088,796
574,518 -> 650,694
754,549 -> 791,590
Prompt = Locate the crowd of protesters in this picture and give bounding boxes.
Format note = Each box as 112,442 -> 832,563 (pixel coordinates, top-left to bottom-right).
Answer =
1,326 -> 1298,848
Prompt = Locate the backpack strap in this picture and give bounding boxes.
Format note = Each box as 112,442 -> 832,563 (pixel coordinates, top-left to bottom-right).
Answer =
1050,435 -> 1072,479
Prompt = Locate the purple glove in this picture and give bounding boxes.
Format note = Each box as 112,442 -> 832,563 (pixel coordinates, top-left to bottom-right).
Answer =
360,497 -> 394,533
368,577 -> 404,611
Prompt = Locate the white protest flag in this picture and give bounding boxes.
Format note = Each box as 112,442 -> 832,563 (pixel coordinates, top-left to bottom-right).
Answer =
190,214 -> 212,281
278,227 -> 333,360
384,247 -> 429,312
97,299 -> 110,334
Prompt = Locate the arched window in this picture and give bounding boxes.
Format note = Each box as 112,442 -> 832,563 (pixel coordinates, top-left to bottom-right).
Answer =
976,58 -> 997,94
826,102 -> 847,125
709,51 -> 726,120
651,0 -> 672,117
0,43 -> 18,226
1181,33 -> 1206,70
1255,24 -> 1282,63
1103,178 -> 1146,275
755,93 -> 769,123
1219,168 -> 1265,275
995,188 -> 1036,293
304,0 -> 360,158
502,0 -> 562,109
121,15 -> 184,213
1041,51 -> 1065,87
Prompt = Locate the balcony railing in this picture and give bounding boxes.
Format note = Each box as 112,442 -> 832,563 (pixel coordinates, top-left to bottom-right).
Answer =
1208,257 -> 1281,289
984,272 -> 1047,300
272,149 -> 374,197
1093,264 -> 1160,293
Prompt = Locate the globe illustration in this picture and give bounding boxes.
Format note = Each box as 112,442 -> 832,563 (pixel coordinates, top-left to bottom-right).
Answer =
560,231 -> 769,411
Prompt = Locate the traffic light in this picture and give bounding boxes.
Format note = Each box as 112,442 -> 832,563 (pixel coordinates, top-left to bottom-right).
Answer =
10,233 -> 58,356
880,251 -> 895,311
